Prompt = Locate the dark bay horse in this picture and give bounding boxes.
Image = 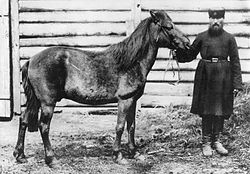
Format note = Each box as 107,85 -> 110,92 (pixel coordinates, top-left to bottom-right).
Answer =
13,10 -> 190,165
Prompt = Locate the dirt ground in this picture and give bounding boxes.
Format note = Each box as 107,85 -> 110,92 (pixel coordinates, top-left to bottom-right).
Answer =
0,108 -> 249,174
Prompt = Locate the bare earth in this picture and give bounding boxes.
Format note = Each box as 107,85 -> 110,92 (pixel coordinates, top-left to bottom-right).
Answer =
0,108 -> 249,174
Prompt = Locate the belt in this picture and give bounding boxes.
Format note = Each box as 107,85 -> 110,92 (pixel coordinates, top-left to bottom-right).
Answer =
202,58 -> 228,63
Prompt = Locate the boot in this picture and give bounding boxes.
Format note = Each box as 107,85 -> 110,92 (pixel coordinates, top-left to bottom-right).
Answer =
212,117 -> 228,155
213,134 -> 228,155
201,116 -> 213,156
202,135 -> 213,156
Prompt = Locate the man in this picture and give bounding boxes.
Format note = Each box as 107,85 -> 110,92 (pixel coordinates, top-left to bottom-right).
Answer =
175,8 -> 243,156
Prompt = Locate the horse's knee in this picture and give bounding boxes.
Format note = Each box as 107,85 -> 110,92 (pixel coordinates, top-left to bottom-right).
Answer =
116,124 -> 125,135
39,105 -> 54,127
128,124 -> 135,133
42,105 -> 54,114
39,122 -> 50,134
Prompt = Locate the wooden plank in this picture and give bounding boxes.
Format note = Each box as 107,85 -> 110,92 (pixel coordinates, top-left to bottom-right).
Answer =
187,36 -> 250,49
147,70 -> 250,83
147,71 -> 195,82
21,93 -> 193,107
19,10 -> 250,24
19,59 -> 250,81
152,59 -> 250,72
20,36 -> 125,47
144,83 -> 193,96
20,48 -> 250,74
20,92 -> 192,107
0,100 -> 10,117
157,48 -> 250,60
20,46 -> 107,59
20,94 -> 117,107
0,17 -> 10,99
0,0 -> 8,15
19,23 -> 250,38
20,23 -> 127,37
141,0 -> 250,11
20,47 -> 250,60
19,11 -> 129,23
19,35 -> 249,48
174,24 -> 250,37
130,0 -> 142,111
141,11 -> 250,24
19,81 -> 194,97
131,0 -> 141,29
19,0 -> 130,12
10,0 -> 21,114
141,95 -> 192,107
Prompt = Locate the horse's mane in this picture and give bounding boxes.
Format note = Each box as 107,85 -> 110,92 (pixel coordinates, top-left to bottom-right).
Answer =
106,17 -> 153,71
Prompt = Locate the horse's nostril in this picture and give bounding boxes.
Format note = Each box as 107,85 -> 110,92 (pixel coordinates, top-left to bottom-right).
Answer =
185,42 -> 191,49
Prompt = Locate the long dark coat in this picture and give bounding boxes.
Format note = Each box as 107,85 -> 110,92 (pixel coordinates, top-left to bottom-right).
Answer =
176,29 -> 243,118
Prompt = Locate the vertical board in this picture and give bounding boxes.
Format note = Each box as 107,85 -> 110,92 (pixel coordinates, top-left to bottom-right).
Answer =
0,101 -> 10,118
10,0 -> 21,115
0,18 -> 10,99
0,0 -> 11,119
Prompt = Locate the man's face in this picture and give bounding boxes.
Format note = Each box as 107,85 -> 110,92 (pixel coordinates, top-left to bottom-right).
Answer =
209,17 -> 224,32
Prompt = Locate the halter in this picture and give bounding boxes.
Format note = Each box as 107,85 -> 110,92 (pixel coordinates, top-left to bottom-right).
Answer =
155,21 -> 181,85
155,21 -> 178,49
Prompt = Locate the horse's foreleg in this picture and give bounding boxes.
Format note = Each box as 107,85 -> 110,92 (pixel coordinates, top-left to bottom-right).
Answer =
126,100 -> 136,158
13,111 -> 28,163
113,99 -> 134,165
39,104 -> 55,165
127,99 -> 146,161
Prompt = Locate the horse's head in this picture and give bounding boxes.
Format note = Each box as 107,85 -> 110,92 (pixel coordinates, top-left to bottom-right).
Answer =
149,10 -> 190,50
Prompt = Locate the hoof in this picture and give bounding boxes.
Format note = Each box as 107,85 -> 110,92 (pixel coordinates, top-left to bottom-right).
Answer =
117,158 -> 129,165
16,157 -> 28,163
113,151 -> 129,165
13,150 -> 27,163
45,155 -> 55,165
46,158 -> 59,168
134,152 -> 146,162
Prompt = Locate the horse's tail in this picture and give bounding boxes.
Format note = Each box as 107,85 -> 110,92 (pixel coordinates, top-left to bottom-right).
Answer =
22,61 -> 40,132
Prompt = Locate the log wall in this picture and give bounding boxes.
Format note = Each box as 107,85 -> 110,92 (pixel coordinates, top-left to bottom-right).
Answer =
18,0 -> 250,108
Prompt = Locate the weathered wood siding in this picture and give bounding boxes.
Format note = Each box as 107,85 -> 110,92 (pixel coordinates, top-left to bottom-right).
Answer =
18,0 -> 250,108
0,0 -> 11,118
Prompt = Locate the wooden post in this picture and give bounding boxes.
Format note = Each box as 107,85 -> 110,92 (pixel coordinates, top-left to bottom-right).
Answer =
0,0 -> 11,119
10,0 -> 21,115
130,0 -> 141,33
129,0 -> 142,113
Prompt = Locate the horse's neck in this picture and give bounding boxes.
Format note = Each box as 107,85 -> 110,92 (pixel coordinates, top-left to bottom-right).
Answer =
140,44 -> 158,78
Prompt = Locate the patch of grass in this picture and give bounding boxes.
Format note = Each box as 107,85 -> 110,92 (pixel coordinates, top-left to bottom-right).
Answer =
224,83 -> 250,170
136,105 -> 202,156
136,83 -> 250,170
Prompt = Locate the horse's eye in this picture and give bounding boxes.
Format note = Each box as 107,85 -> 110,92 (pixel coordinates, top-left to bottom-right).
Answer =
163,23 -> 173,30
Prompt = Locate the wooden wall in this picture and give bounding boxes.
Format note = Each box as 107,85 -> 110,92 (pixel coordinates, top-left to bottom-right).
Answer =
18,0 -> 250,108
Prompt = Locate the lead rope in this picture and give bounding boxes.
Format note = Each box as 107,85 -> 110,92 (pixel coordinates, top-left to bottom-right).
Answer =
163,49 -> 181,85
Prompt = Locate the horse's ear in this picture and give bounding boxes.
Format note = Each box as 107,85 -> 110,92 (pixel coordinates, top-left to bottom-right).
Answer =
150,10 -> 159,24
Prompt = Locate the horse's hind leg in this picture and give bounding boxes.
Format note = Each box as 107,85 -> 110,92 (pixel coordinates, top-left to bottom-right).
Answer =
38,103 -> 56,165
13,111 -> 29,163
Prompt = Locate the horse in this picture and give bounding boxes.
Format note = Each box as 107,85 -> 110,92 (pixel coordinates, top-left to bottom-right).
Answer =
13,10 -> 190,165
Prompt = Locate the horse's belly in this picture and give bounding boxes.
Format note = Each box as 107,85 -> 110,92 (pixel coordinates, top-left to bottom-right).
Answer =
64,84 -> 118,105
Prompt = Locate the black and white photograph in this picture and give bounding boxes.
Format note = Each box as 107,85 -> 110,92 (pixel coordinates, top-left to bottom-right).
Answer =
0,0 -> 250,173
